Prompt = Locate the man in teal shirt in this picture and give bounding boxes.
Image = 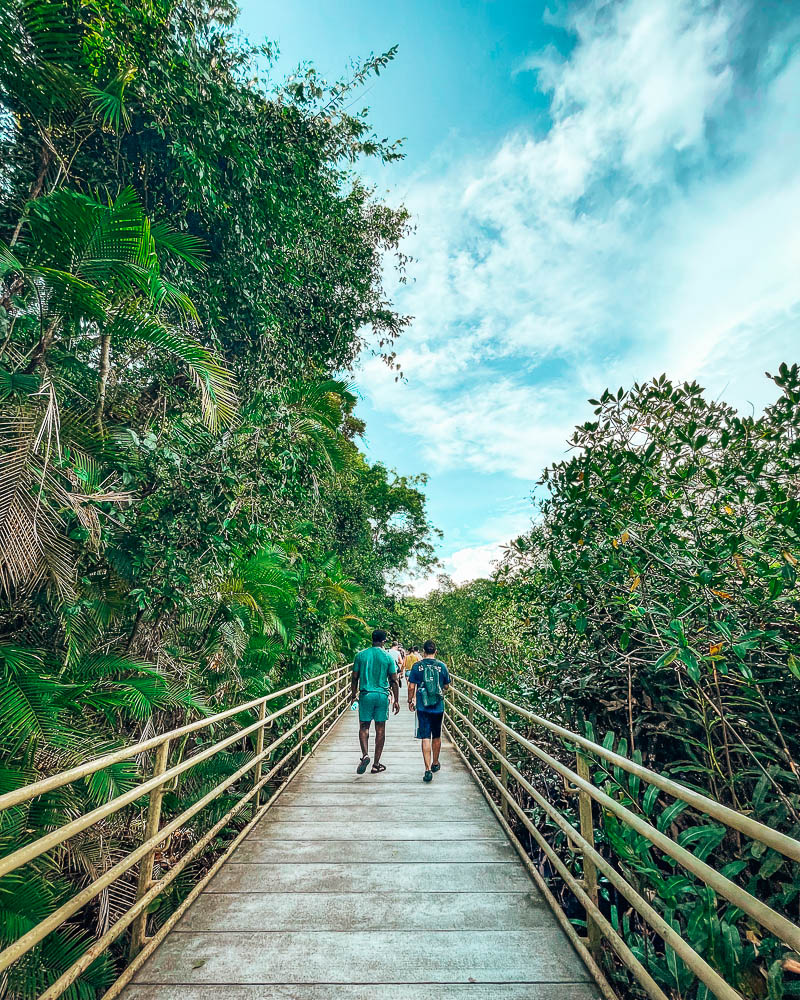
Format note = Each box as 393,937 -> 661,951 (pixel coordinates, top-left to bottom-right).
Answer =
350,629 -> 399,774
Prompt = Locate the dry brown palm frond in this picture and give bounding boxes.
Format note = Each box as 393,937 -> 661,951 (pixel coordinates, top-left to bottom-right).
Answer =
0,380 -> 134,599
135,716 -> 156,770
0,403 -> 76,601
57,827 -> 141,935
61,465 -> 133,549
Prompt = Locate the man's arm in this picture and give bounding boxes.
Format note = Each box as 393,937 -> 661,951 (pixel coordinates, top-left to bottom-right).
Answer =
350,667 -> 359,704
407,680 -> 416,710
389,674 -> 400,714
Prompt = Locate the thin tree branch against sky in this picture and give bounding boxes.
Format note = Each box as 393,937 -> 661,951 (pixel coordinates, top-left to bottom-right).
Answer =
241,0 -> 800,593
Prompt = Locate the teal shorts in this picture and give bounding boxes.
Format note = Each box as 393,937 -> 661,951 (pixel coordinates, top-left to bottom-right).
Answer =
358,691 -> 389,723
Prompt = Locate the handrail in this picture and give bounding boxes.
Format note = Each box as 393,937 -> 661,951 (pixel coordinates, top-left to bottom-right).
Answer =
446,675 -> 800,1000
0,671 -> 344,880
0,664 -> 352,999
0,671 -> 333,812
452,673 -> 800,863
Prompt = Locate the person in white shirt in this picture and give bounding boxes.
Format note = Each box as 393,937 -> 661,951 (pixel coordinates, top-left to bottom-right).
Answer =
386,640 -> 404,694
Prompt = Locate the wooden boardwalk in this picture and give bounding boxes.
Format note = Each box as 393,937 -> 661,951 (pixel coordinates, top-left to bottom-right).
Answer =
122,702 -> 598,999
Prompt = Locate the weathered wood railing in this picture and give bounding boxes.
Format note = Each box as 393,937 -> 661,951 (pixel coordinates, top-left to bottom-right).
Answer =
446,673 -> 800,1000
0,664 -> 352,999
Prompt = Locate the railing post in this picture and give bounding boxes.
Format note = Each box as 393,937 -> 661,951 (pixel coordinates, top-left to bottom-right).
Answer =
129,739 -> 171,958
576,751 -> 600,957
498,703 -> 509,821
251,701 -> 266,817
299,680 -> 307,757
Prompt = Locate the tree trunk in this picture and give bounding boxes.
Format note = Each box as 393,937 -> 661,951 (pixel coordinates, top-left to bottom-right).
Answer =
25,315 -> 59,373
10,144 -> 52,247
95,332 -> 112,434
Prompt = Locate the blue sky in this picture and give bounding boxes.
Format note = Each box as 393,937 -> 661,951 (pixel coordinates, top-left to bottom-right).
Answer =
238,0 -> 800,592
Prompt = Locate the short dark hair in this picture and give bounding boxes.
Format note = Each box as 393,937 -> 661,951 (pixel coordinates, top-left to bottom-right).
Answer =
372,629 -> 387,644
423,639 -> 437,655
411,646 -> 420,652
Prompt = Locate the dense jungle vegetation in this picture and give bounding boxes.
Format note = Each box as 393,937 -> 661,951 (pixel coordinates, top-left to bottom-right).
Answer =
397,370 -> 800,999
1,3 -> 798,1000
0,1 -> 438,994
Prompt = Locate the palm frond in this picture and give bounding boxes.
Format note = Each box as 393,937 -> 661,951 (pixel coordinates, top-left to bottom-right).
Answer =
109,312 -> 237,430
0,644 -> 63,751
0,405 -> 76,601
150,221 -> 207,270
82,67 -> 136,131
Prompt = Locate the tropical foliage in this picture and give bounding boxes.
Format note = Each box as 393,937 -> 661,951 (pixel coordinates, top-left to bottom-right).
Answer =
398,368 -> 800,999
0,1 -> 437,995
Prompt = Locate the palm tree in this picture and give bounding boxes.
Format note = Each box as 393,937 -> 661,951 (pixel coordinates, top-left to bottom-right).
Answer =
271,378 -> 357,492
0,188 -> 236,600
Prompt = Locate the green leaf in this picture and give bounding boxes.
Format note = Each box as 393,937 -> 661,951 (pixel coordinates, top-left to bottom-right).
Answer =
678,647 -> 701,683
655,648 -> 679,668
657,799 -> 690,833
642,784 -> 660,817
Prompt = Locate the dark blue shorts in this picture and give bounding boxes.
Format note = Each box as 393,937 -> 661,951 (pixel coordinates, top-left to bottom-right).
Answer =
415,709 -> 443,740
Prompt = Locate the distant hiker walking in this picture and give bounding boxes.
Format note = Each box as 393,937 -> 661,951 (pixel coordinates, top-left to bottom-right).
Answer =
351,629 -> 400,775
407,639 -> 451,783
403,645 -> 421,682
387,639 -> 404,687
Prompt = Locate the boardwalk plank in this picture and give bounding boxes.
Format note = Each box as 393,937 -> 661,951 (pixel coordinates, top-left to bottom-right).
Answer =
178,890 -> 550,931
124,704 -> 598,999
264,803 -> 479,820
126,985 -> 598,999
248,821 -> 501,840
133,928 -> 589,983
208,860 -> 534,893
233,839 -> 514,863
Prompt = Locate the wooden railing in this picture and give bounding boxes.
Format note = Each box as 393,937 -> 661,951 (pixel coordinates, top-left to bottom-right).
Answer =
7,661 -> 796,1000
0,664 -> 352,999
446,673 -> 800,1000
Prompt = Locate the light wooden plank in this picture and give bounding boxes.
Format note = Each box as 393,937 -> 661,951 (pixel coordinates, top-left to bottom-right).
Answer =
274,788 -> 486,805
263,803 -> 479,820
133,929 -> 591,984
234,838 -> 514,863
125,985 -> 599,999
247,821 -> 502,840
208,861 -> 533,893
179,890 -> 549,931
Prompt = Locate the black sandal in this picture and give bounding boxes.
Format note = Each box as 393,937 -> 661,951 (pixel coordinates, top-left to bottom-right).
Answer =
356,756 -> 370,774
371,762 -> 386,774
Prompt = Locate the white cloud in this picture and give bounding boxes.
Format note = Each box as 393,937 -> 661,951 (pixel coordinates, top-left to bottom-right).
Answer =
404,540 -> 506,597
399,501 -> 534,596
449,541 -> 505,583
362,0 -> 800,588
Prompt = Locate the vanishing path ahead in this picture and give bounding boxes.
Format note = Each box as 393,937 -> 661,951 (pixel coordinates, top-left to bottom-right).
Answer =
122,703 -> 598,999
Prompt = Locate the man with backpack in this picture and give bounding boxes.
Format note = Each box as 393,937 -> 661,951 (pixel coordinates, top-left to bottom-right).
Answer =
407,639 -> 451,783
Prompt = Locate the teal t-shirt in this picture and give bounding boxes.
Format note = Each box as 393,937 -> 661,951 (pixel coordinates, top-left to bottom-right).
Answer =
353,646 -> 397,694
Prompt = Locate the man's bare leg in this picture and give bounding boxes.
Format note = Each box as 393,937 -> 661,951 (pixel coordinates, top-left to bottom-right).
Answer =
374,722 -> 386,766
431,736 -> 441,767
359,721 -> 371,758
421,737 -> 432,770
